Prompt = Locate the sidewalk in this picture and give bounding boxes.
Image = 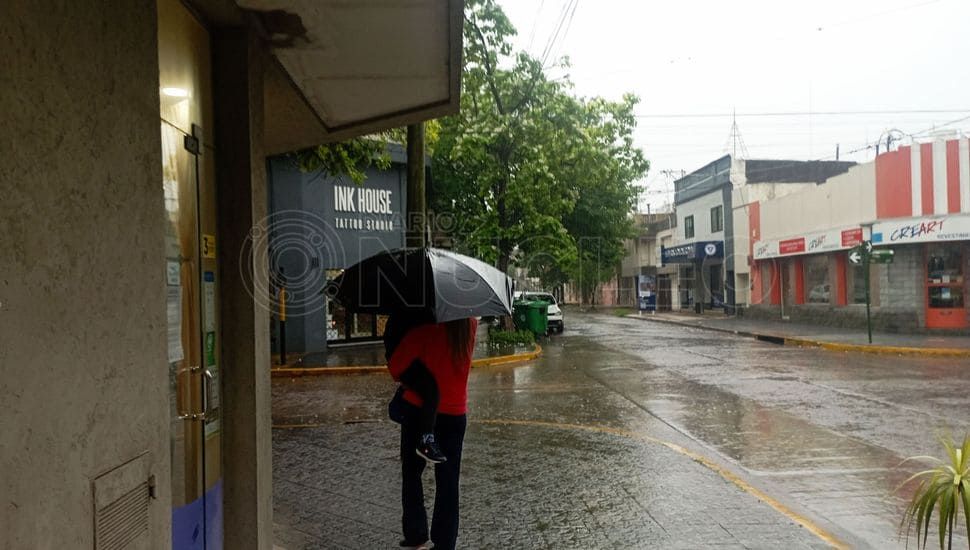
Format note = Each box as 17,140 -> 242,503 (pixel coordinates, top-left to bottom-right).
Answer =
626,310 -> 970,356
271,324 -> 542,375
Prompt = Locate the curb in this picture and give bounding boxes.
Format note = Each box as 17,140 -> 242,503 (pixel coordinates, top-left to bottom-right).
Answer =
625,314 -> 970,358
270,343 -> 543,377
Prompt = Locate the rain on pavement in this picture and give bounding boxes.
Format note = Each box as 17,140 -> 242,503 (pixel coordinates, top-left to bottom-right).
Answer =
272,310 -> 969,549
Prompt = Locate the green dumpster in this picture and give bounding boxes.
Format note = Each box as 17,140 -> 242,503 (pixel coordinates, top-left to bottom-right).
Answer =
513,300 -> 548,336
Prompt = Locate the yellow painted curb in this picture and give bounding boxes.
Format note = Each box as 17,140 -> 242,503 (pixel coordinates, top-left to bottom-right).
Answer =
784,337 -> 970,357
270,343 -> 542,377
628,314 -> 970,358
477,419 -> 849,550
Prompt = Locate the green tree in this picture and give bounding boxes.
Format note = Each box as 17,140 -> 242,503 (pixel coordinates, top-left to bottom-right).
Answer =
294,124 -> 440,184
433,0 -> 647,301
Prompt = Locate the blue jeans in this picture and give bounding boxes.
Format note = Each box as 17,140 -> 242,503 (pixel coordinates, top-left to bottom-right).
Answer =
400,402 -> 466,550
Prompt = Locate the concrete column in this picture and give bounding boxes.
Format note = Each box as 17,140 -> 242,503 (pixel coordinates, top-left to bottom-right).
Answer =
213,28 -> 273,550
1,2 -> 169,547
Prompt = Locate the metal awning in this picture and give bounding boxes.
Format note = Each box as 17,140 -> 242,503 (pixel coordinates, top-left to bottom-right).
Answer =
239,0 -> 463,154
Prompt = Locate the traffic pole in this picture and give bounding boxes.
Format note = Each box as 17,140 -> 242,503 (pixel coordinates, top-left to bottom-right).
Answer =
278,270 -> 287,365
864,248 -> 872,344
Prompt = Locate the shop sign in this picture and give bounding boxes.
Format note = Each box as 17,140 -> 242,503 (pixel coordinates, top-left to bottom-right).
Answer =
333,184 -> 398,232
753,225 -> 862,260
841,228 -> 863,247
871,214 -> 970,245
779,238 -> 805,255
661,243 -> 694,263
661,241 -> 723,264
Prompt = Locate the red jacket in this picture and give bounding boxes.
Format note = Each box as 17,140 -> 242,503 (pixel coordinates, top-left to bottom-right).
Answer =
388,319 -> 478,415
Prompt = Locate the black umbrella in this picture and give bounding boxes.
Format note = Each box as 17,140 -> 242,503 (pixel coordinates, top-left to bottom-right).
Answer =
323,248 -> 514,323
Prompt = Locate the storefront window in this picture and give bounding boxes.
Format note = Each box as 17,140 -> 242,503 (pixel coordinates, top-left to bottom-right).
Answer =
848,264 -> 867,304
351,314 -> 375,338
804,255 -> 830,304
760,262 -> 774,303
927,245 -> 964,309
327,301 -> 347,341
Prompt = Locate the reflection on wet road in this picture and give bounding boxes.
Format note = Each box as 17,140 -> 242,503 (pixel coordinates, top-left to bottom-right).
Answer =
571,311 -> 969,549
271,310 -> 968,549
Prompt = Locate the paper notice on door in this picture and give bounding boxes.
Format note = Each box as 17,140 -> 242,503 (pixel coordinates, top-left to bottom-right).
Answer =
166,261 -> 180,286
167,286 -> 184,363
205,418 -> 220,439
203,275 -> 216,332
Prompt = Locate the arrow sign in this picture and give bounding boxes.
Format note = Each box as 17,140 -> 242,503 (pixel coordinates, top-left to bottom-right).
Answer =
864,240 -> 873,254
849,250 -> 863,265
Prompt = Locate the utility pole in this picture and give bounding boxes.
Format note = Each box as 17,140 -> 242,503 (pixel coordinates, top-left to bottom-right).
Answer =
406,123 -> 426,248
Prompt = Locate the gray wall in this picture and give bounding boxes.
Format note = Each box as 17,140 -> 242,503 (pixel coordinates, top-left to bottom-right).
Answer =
267,156 -> 407,353
0,1 -> 170,547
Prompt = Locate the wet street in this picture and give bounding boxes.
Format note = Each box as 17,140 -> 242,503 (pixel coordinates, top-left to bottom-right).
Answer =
272,311 -> 970,549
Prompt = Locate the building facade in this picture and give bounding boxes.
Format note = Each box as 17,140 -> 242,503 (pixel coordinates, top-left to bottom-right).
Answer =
620,213 -> 677,309
749,138 -> 970,332
267,147 -> 424,355
659,156 -> 855,313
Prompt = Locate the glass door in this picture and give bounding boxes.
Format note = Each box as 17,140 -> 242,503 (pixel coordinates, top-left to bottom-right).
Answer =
159,0 -> 222,547
926,244 -> 967,329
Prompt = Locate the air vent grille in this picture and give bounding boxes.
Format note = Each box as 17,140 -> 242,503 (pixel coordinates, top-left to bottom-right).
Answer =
95,482 -> 150,549
92,453 -> 151,550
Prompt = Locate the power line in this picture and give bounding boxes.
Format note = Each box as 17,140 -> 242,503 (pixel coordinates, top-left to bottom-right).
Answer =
538,0 -> 572,67
526,0 -> 545,55
539,0 -> 579,68
634,109 -> 970,119
545,0 -> 580,68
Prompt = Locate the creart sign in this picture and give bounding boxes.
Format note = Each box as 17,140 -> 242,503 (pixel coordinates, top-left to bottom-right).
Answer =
872,215 -> 970,245
754,226 -> 863,260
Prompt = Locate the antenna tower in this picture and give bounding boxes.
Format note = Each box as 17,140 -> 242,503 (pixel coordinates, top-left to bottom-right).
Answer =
724,109 -> 749,159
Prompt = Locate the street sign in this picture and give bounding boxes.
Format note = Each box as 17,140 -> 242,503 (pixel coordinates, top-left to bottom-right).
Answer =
870,249 -> 894,264
848,240 -> 894,344
849,243 -> 893,265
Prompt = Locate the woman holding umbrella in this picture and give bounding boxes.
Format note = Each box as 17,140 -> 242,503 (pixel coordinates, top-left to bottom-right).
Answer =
388,316 -> 477,550
324,247 -> 514,550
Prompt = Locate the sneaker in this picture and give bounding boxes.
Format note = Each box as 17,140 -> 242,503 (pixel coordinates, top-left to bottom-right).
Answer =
416,433 -> 447,464
399,539 -> 431,549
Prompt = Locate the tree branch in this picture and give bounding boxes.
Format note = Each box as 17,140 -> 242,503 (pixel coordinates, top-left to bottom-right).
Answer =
466,14 -> 506,115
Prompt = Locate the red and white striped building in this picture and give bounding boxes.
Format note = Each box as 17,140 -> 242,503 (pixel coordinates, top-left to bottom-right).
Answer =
748,137 -> 970,331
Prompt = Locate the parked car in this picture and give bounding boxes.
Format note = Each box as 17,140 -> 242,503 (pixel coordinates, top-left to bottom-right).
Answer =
514,291 -> 564,333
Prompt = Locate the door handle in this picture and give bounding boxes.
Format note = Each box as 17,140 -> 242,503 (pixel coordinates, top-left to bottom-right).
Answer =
201,368 -> 215,417
177,365 -> 207,421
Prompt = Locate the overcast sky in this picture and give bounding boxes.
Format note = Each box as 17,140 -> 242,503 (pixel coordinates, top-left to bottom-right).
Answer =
496,0 -> 970,212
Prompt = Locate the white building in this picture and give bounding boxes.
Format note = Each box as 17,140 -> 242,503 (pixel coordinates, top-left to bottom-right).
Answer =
661,156 -> 855,312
